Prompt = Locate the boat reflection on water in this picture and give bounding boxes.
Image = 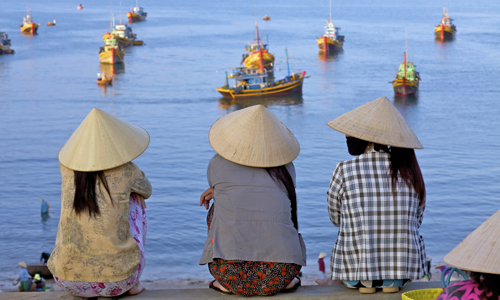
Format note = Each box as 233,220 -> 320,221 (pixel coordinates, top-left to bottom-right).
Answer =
99,63 -> 125,77
393,93 -> 419,109
218,94 -> 303,112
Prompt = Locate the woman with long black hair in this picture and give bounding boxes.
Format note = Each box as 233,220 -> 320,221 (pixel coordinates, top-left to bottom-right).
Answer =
199,105 -> 306,296
48,108 -> 151,298
324,97 -> 427,294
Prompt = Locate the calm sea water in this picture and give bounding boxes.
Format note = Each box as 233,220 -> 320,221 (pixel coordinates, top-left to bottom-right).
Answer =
1,0 -> 499,286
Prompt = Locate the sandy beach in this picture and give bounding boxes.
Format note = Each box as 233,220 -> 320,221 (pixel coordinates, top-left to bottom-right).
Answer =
1,267 -> 462,294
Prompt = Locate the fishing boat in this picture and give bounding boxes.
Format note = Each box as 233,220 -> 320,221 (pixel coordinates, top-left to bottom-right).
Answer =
392,51 -> 420,96
47,20 -> 56,26
97,72 -> 113,85
434,7 -> 456,41
317,1 -> 344,53
241,22 -> 275,74
127,2 -> 147,22
110,17 -> 136,47
20,10 -> 39,34
217,49 -> 307,99
263,15 -> 271,21
0,32 -> 14,54
99,33 -> 125,64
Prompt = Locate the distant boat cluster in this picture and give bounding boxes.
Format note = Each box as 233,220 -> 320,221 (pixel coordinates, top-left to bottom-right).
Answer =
0,3 -> 457,97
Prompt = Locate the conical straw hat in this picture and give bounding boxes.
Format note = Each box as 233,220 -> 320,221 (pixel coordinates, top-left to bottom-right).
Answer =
443,209 -> 500,274
209,105 -> 300,168
58,108 -> 150,172
327,96 -> 423,149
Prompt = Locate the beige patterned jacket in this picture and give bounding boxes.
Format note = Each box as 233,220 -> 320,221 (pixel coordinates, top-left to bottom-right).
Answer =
48,162 -> 152,282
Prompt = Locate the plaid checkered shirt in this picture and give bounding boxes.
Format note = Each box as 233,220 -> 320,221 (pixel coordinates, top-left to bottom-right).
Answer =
327,147 -> 426,281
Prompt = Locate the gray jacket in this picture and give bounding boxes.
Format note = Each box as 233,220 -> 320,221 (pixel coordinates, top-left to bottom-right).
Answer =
200,154 -> 306,265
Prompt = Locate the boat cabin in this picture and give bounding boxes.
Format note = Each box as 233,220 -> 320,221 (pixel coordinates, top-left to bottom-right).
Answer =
245,42 -> 269,53
323,22 -> 343,41
113,24 -> 135,39
133,6 -> 145,15
396,63 -> 418,81
440,14 -> 453,27
230,68 -> 269,90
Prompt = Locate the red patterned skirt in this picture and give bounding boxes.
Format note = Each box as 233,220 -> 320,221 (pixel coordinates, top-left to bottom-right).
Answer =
206,205 -> 301,296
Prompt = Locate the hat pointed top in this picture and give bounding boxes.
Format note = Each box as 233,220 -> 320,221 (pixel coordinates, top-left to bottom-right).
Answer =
209,105 -> 300,168
327,96 -> 423,149
443,209 -> 500,274
58,108 -> 150,171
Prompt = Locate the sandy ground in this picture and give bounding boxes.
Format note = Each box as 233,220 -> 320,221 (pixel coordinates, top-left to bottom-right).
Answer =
1,268 -> 461,294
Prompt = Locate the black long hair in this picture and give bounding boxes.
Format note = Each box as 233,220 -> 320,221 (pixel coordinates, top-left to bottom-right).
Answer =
470,272 -> 500,300
73,171 -> 111,217
266,166 -> 298,230
374,144 -> 426,206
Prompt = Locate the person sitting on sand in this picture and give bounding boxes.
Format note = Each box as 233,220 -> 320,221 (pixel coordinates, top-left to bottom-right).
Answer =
199,105 -> 306,296
47,108 -> 151,298
436,209 -> 500,300
13,262 -> 35,292
321,97 -> 427,294
33,274 -> 46,291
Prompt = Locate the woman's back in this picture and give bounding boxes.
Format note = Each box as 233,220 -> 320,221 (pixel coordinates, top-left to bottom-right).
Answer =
328,147 -> 426,280
200,154 -> 306,265
49,162 -> 151,282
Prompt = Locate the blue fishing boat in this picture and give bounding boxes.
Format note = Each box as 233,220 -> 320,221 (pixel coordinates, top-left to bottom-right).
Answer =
217,49 -> 307,99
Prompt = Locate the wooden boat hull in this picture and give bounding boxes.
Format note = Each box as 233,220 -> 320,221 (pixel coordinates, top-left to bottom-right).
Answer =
20,23 -> 39,34
133,40 -> 144,46
317,37 -> 343,52
127,12 -> 147,22
99,49 -> 124,64
47,22 -> 55,26
434,25 -> 456,40
27,265 -> 52,279
117,36 -> 134,47
393,79 -> 419,95
216,78 -> 304,99
243,52 -> 275,71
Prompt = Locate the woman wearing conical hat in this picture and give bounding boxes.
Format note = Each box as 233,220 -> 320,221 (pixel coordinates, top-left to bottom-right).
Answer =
199,105 -> 306,296
47,108 -> 151,298
436,209 -> 500,300
323,97 -> 427,294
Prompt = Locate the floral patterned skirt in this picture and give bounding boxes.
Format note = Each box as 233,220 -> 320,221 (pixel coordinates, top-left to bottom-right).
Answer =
206,205 -> 301,296
209,259 -> 301,296
54,195 -> 147,298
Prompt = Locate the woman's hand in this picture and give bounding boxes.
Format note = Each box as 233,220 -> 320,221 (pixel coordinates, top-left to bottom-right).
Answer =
200,187 -> 214,210
133,194 -> 147,209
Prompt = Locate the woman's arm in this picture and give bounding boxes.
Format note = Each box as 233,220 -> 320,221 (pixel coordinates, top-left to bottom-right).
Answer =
327,162 -> 344,227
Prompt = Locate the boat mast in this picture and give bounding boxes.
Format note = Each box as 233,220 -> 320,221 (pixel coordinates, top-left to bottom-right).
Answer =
403,51 -> 407,94
330,0 -> 332,22
285,47 -> 290,77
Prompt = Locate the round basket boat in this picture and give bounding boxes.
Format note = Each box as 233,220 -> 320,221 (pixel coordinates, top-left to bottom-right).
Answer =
401,288 -> 443,300
97,78 -> 112,85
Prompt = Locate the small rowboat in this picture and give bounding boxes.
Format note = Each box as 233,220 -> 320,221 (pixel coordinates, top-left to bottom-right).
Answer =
263,15 -> 271,21
133,40 -> 144,46
97,77 -> 113,85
